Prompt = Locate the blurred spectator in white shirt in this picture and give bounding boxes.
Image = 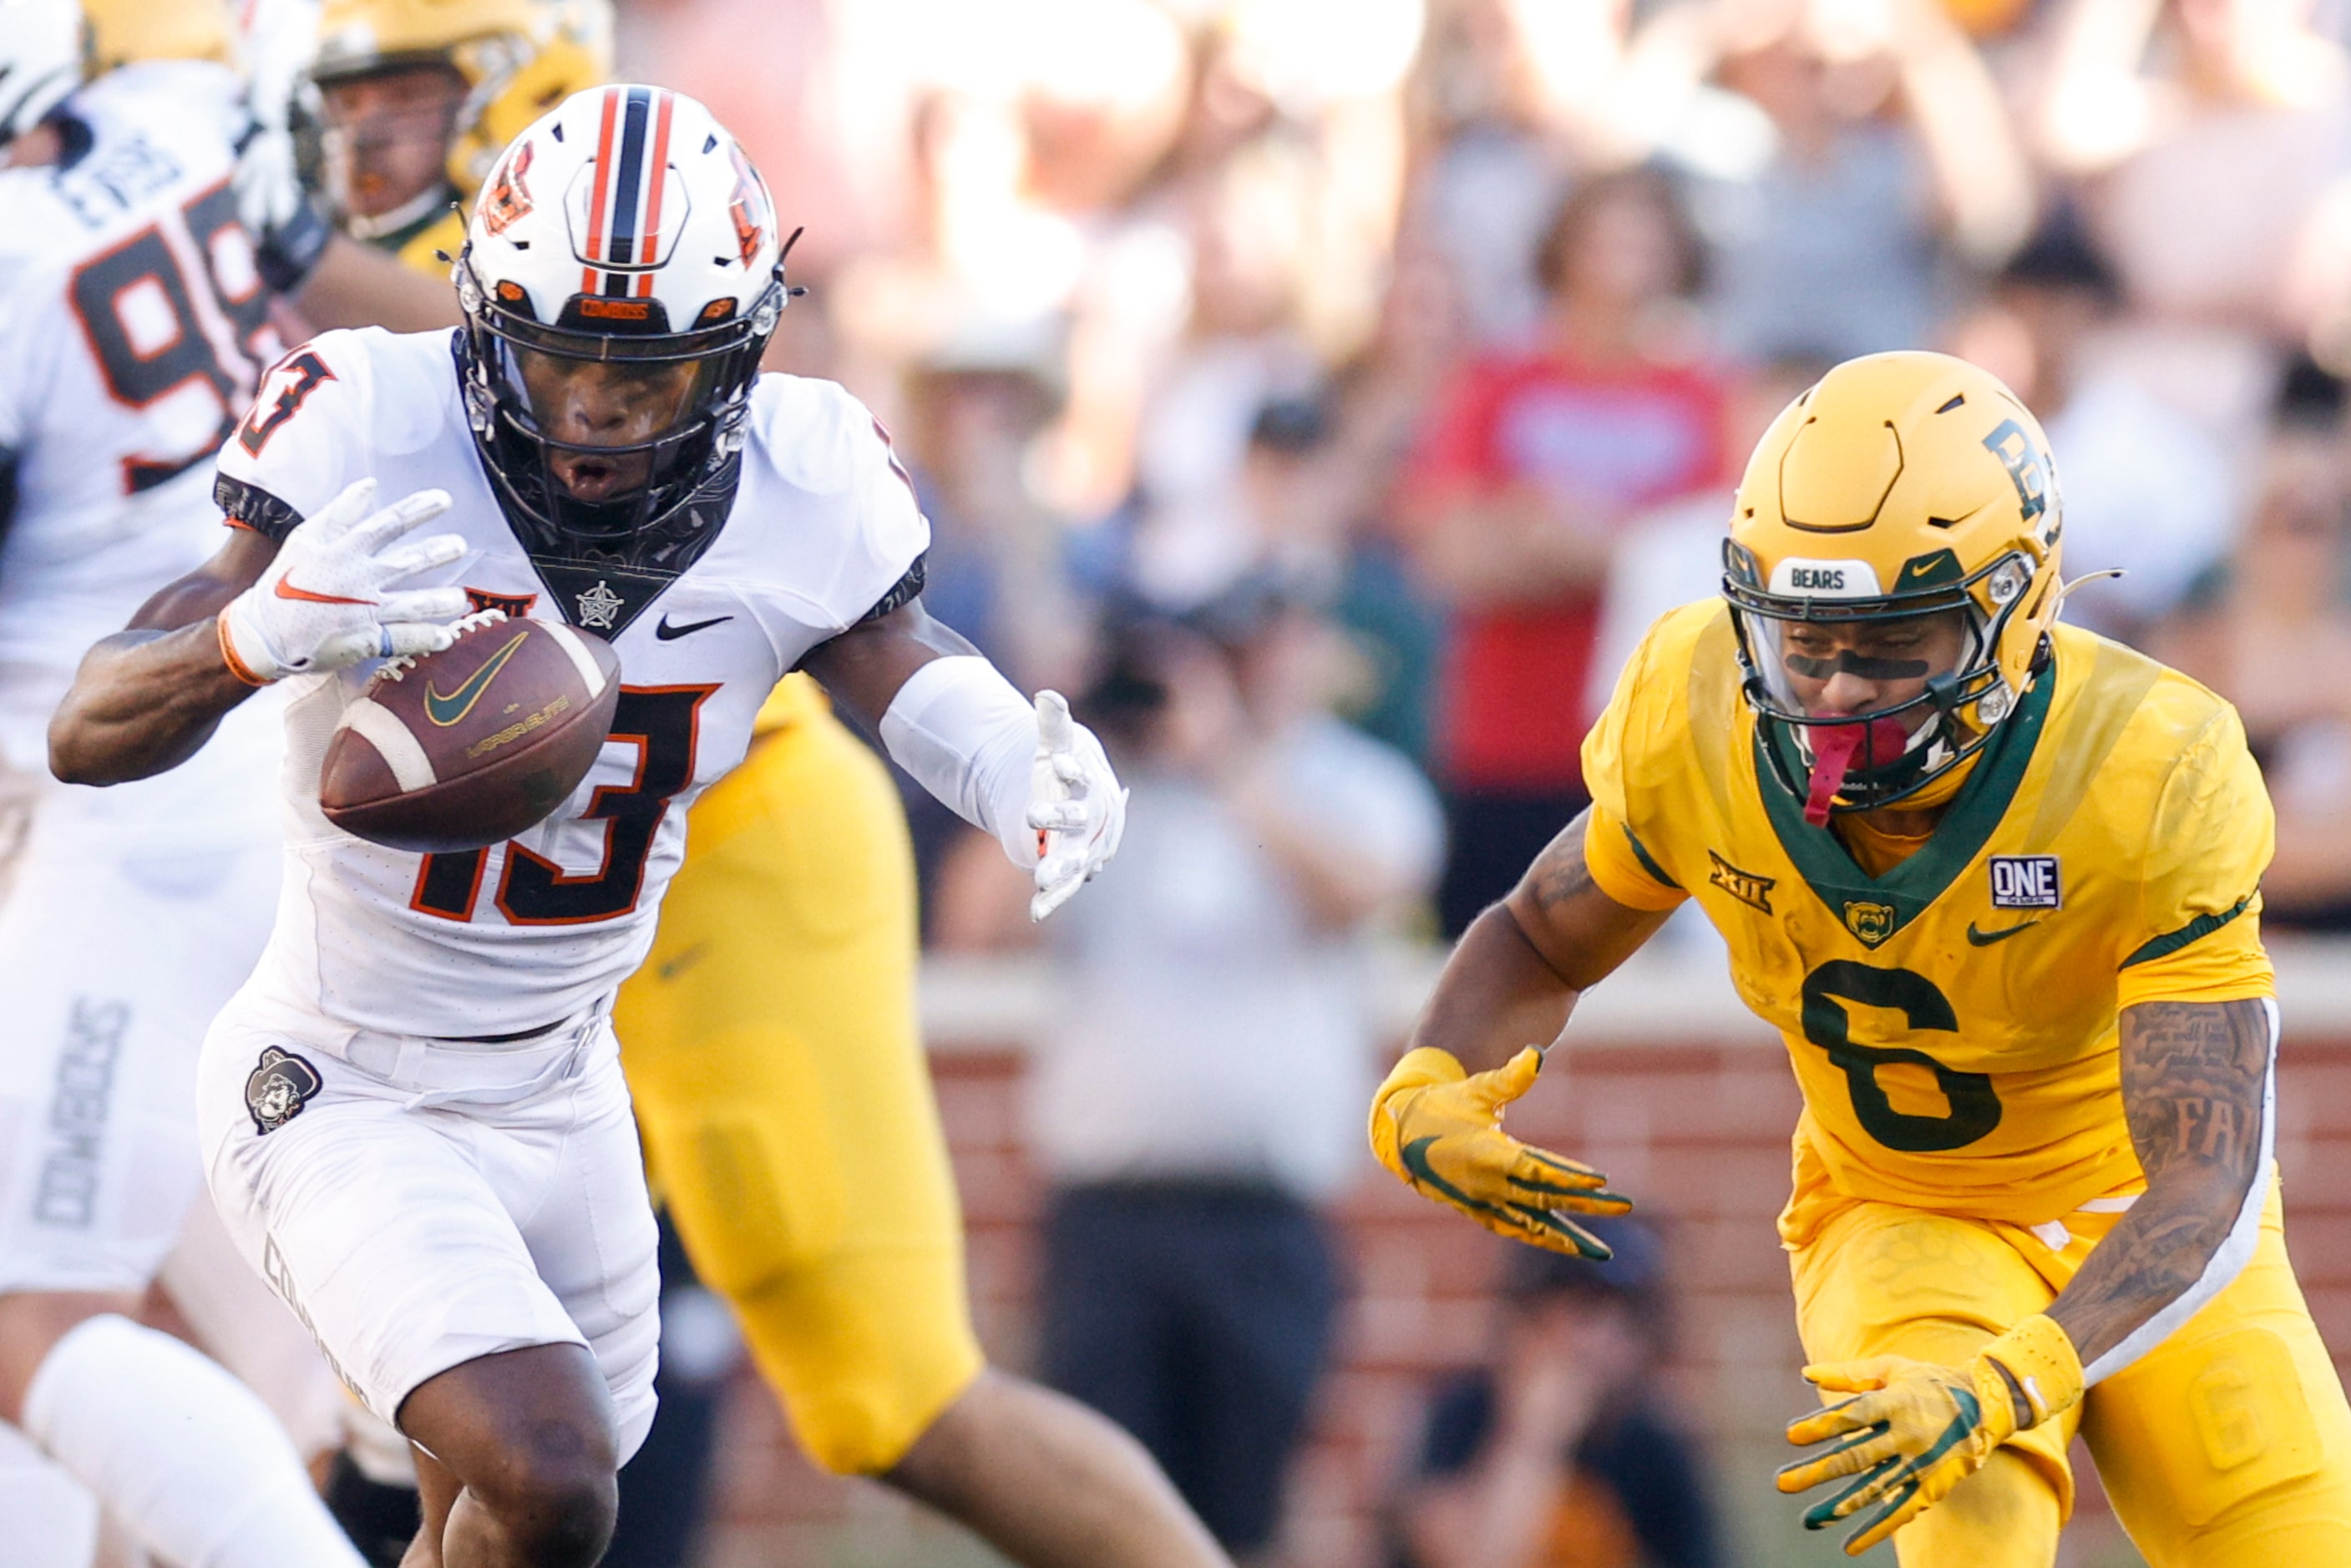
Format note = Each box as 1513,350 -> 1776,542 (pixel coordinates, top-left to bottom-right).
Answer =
1025,584 -> 1443,1200
934,577 -> 1442,1559
1948,212 -> 2243,645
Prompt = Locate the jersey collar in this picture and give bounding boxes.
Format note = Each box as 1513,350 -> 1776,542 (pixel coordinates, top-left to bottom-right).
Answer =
1751,650 -> 2057,949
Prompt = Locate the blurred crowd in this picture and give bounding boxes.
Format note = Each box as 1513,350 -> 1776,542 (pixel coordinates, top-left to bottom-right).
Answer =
615,0 -> 2351,1557
620,0 -> 2351,937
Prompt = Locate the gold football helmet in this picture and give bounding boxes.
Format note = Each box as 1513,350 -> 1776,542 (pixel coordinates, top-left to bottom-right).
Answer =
1721,351 -> 2064,816
84,0 -> 233,72
309,0 -> 611,203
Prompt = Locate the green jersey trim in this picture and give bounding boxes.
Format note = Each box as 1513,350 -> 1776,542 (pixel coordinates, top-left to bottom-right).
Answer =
1622,822 -> 1680,891
2121,895 -> 2256,969
1754,653 -> 2056,948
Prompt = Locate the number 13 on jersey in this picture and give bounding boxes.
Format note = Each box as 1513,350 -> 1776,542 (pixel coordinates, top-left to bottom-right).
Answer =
410,685 -> 713,924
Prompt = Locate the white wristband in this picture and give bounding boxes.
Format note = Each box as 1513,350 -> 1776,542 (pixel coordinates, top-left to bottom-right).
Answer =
878,655 -> 1040,867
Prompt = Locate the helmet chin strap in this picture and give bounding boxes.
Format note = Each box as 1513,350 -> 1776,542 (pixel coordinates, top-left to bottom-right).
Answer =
1803,716 -> 1913,827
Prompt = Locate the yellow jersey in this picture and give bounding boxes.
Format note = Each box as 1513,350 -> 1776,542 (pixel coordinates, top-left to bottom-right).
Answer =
1580,604 -> 2274,1235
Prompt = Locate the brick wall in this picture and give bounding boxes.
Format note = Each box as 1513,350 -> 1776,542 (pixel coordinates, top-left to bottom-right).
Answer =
699,947 -> 2351,1568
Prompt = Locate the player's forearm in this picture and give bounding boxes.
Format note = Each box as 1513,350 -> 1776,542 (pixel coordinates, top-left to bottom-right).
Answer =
1411,812 -> 1675,1074
1407,904 -> 1584,1075
49,623 -> 255,786
2048,998 -> 2272,1379
295,234 -> 464,335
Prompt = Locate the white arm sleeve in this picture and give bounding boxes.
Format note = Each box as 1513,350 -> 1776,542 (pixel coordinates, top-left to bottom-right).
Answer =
879,654 -> 1041,868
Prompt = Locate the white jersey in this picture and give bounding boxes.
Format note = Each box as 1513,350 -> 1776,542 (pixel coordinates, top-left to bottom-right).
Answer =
213,326 -> 929,1039
0,61 -> 280,767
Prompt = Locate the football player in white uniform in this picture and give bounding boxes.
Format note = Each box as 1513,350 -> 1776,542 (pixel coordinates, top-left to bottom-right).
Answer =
0,4 -> 378,1565
51,84 -> 1126,1568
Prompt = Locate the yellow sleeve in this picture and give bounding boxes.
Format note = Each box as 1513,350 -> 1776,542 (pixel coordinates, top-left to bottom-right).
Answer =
1583,802 -> 1689,911
2116,704 -> 2275,1009
1579,609 -> 1696,913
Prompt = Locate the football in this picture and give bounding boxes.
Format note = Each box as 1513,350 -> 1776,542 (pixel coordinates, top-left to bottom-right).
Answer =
319,614 -> 622,853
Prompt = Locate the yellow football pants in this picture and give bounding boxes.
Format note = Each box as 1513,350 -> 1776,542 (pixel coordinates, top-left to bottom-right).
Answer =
1791,1175 -> 2351,1565
612,676 -> 985,1475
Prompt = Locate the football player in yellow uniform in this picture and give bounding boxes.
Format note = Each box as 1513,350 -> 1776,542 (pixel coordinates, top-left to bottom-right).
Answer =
287,5 -> 1229,1565
1372,351 -> 2351,1563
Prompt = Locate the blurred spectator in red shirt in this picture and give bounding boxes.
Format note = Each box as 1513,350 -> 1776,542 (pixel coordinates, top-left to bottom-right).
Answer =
1948,211 -> 2242,646
1398,169 -> 1725,934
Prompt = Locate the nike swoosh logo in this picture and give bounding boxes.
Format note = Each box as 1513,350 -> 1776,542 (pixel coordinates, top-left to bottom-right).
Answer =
1966,919 -> 2041,947
655,615 -> 732,641
275,578 -> 375,606
423,629 -> 529,727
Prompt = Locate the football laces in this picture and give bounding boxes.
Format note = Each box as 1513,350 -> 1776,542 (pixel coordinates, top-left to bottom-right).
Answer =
369,607 -> 509,684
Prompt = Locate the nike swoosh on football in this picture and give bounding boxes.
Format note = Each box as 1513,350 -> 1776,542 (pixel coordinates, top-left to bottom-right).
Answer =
423,630 -> 530,727
1965,920 -> 2041,947
275,578 -> 375,606
655,614 -> 732,640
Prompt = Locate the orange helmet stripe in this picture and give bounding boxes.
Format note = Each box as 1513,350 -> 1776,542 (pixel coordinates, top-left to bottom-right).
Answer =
580,84 -> 622,295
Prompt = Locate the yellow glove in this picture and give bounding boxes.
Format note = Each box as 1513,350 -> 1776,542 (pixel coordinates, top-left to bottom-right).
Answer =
1368,1044 -> 1630,1257
1778,1313 -> 2084,1556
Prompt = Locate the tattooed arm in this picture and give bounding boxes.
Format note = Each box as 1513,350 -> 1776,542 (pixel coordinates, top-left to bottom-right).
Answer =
1407,807 -> 1674,1074
2042,997 -> 2273,1390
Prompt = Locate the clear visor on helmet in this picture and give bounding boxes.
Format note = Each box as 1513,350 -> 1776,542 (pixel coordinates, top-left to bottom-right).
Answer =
502,341 -> 712,448
1730,601 -> 1995,821
1741,604 -> 1989,755
488,337 -> 721,515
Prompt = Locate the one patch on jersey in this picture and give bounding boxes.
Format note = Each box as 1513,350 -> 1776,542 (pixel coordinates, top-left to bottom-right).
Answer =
465,587 -> 538,619
1707,851 -> 1776,914
1989,855 -> 2062,910
245,1047 -> 322,1136
1843,901 -> 1897,947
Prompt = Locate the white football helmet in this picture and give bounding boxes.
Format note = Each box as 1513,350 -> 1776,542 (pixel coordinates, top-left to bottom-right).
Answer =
0,0 -> 81,148
453,84 -> 789,569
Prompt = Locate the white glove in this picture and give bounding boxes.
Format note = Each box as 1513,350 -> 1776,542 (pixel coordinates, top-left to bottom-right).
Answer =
233,118 -> 332,292
1027,690 -> 1127,921
220,478 -> 470,683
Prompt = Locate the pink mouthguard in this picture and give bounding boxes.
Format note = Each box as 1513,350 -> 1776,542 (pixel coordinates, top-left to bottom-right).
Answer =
1803,716 -> 1911,827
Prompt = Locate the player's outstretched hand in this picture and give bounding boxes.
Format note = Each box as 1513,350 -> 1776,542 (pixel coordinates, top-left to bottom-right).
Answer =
1369,1044 -> 1632,1257
219,478 -> 471,684
1778,1313 -> 2082,1555
1026,690 -> 1127,921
